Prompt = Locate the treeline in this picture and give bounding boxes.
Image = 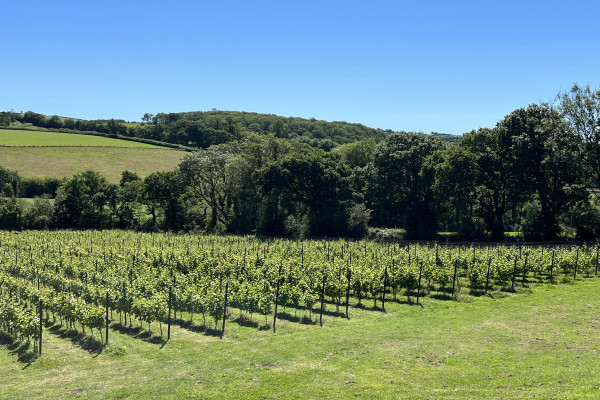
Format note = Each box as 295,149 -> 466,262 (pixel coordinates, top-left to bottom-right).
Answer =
1,84 -> 599,241
0,110 -> 391,151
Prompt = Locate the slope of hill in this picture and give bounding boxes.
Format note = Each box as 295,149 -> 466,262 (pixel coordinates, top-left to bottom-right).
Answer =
0,128 -> 186,183
0,129 -> 161,148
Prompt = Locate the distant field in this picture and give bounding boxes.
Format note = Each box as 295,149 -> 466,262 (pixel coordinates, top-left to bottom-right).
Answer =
0,147 -> 185,183
0,129 -> 160,148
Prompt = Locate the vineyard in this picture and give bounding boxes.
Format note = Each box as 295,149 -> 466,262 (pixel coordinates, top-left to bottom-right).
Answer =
1,230 -> 599,357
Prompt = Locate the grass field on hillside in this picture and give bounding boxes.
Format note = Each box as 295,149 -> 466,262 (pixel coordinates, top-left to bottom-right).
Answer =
0,147 -> 185,183
0,129 -> 160,148
2,278 -> 599,399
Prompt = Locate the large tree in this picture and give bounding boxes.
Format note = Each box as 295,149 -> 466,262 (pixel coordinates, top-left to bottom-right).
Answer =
142,170 -> 184,231
178,145 -> 234,232
54,170 -> 112,228
366,132 -> 445,239
557,84 -> 600,194
257,150 -> 351,237
432,144 -> 481,238
498,104 -> 580,240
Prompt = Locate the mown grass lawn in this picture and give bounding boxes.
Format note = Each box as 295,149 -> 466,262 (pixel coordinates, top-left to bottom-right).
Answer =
0,129 -> 160,148
2,278 -> 599,399
0,147 -> 185,183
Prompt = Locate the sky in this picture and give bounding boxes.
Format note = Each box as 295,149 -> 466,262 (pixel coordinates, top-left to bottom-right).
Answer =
2,0 -> 599,135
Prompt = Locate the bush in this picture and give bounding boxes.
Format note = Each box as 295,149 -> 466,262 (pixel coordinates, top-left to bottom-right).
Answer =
367,227 -> 406,242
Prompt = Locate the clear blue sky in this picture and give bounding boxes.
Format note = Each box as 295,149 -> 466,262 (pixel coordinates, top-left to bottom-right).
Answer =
2,1 -> 599,135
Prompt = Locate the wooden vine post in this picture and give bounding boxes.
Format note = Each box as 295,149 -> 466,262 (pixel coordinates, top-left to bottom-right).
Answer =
451,259 -> 458,297
382,266 -> 388,312
521,253 -> 528,286
167,285 -> 172,340
550,250 -> 555,281
273,263 -> 282,333
511,255 -> 518,291
319,274 -> 326,327
105,290 -> 109,345
220,281 -> 229,339
345,267 -> 351,319
573,247 -> 579,280
38,299 -> 43,355
416,263 -> 423,305
595,245 -> 600,276
485,258 -> 491,293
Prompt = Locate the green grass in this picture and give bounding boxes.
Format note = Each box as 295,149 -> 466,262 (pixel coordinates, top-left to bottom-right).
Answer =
2,278 -> 599,399
0,129 -> 160,148
0,147 -> 185,183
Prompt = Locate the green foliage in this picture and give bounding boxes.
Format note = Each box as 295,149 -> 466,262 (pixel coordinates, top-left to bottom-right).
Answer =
22,195 -> 53,229
54,170 -> 113,228
557,84 -> 600,192
0,165 -> 20,197
366,227 -> 405,242
367,132 -> 446,238
8,110 -> 389,151
3,86 -> 600,240
20,177 -> 63,198
0,197 -> 24,229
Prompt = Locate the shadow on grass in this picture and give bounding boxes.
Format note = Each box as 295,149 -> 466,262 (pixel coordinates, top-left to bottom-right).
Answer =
500,286 -> 517,294
231,314 -> 260,329
0,331 -> 38,366
171,318 -> 222,337
47,324 -> 104,354
110,323 -> 167,345
276,311 -> 317,325
430,293 -> 455,301
379,298 -> 414,306
469,289 -> 491,297
321,308 -> 348,318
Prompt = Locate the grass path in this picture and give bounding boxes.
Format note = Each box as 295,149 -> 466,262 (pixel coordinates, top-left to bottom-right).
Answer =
2,279 -> 599,399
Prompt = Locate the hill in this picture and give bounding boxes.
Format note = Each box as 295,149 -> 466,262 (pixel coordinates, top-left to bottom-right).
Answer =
2,110 -> 463,152
2,110 -> 465,150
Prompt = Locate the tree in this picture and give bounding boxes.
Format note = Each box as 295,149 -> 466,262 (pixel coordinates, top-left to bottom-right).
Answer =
0,166 -> 20,197
142,171 -> 183,231
0,197 -> 24,230
457,127 -> 519,240
178,146 -> 234,232
333,138 -> 377,169
228,134 -> 294,234
257,150 -> 351,237
498,104 -> 580,240
366,132 -> 445,239
432,144 -> 482,238
557,84 -> 600,194
106,119 -> 127,135
23,195 -> 53,229
54,170 -> 112,228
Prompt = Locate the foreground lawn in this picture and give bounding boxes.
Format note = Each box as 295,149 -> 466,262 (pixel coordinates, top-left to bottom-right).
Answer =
2,278 -> 599,399
0,146 -> 185,183
0,129 -> 161,148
